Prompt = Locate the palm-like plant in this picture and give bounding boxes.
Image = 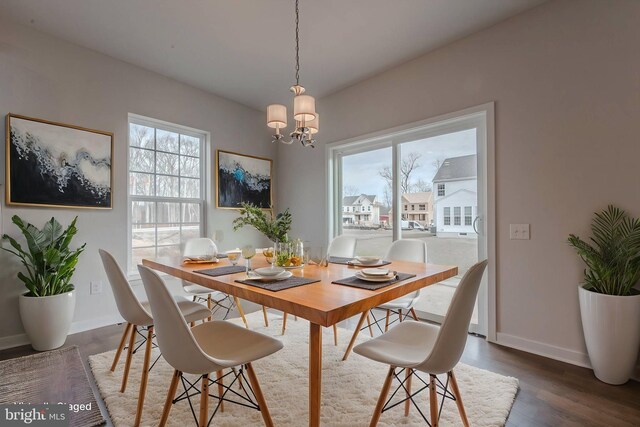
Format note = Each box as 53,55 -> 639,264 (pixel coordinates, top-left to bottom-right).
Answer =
2,216 -> 86,297
568,205 -> 640,296
232,203 -> 292,243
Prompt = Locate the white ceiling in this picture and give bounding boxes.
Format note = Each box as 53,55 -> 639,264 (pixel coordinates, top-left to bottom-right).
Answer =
0,0 -> 546,110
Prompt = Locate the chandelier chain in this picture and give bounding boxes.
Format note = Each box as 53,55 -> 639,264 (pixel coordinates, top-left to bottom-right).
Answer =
295,0 -> 300,85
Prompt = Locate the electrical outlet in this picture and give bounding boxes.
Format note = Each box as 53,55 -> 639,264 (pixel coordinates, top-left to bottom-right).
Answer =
509,224 -> 530,240
90,281 -> 104,295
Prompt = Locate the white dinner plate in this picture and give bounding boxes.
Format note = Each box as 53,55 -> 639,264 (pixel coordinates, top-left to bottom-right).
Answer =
361,268 -> 390,276
250,270 -> 293,282
354,256 -> 382,265
355,271 -> 397,282
254,266 -> 286,277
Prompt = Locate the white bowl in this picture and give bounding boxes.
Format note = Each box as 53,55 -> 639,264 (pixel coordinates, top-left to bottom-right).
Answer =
355,256 -> 381,265
362,268 -> 390,276
254,266 -> 286,277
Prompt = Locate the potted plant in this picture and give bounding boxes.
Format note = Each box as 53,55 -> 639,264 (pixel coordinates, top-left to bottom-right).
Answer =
568,205 -> 640,384
2,216 -> 85,351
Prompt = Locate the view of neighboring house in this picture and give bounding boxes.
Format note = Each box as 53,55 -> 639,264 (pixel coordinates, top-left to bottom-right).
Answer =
342,194 -> 381,226
401,192 -> 433,227
433,154 -> 478,237
379,206 -> 391,227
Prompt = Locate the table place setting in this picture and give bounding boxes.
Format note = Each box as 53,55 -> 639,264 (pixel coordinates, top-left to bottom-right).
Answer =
332,267 -> 416,290
235,266 -> 321,291
328,255 -> 392,267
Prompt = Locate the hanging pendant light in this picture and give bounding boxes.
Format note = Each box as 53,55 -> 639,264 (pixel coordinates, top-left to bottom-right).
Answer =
266,0 -> 317,147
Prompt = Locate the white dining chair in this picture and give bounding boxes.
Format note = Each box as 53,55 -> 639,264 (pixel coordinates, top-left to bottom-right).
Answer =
138,265 -> 283,427
280,235 -> 355,343
99,249 -> 211,427
342,239 -> 427,360
353,260 -> 488,426
181,238 -> 254,327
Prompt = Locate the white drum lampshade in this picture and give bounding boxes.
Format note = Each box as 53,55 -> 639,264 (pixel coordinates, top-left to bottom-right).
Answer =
293,95 -> 316,122
307,113 -> 319,134
267,104 -> 287,130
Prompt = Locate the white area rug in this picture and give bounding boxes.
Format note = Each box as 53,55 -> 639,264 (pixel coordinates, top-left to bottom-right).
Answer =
89,312 -> 518,426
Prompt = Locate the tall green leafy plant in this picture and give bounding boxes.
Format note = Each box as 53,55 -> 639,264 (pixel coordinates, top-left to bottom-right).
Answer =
568,205 -> 640,296
2,216 -> 86,297
232,203 -> 292,242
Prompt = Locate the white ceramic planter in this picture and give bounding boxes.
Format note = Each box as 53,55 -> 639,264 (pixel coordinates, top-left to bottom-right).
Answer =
19,290 -> 76,351
578,285 -> 640,385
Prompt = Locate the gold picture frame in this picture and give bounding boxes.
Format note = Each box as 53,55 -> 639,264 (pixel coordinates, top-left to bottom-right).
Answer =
6,113 -> 114,209
215,149 -> 273,210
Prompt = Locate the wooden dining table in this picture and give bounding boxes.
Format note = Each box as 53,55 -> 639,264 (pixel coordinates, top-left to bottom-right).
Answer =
142,256 -> 457,427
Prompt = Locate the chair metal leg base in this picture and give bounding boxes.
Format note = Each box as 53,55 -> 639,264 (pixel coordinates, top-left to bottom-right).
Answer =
170,366 -> 265,427
371,368 -> 461,426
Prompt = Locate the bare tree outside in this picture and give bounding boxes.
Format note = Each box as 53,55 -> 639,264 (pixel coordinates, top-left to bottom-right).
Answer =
343,185 -> 361,196
378,151 -> 423,196
412,178 -> 432,192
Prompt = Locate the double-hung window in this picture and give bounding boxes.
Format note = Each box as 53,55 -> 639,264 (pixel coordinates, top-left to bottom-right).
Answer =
465,206 -> 473,226
454,207 -> 461,226
443,207 -> 451,226
128,117 -> 206,274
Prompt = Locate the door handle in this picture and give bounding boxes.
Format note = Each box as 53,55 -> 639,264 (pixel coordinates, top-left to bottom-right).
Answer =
473,216 -> 481,234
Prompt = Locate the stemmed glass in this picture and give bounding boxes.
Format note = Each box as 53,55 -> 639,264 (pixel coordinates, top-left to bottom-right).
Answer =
226,250 -> 241,266
242,245 -> 256,276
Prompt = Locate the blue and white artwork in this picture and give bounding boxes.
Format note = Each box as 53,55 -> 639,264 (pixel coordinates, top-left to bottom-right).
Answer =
7,115 -> 113,208
216,150 -> 272,209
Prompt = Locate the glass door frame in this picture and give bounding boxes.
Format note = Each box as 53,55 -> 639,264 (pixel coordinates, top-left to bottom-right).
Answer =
326,102 -> 496,340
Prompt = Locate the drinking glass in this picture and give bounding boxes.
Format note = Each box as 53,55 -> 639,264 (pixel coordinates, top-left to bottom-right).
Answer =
226,250 -> 241,266
242,245 -> 256,275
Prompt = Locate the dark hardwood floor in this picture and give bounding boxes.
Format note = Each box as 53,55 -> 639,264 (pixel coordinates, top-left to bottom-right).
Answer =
1,307 -> 639,426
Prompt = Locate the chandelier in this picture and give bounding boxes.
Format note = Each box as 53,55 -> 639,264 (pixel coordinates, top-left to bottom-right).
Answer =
266,0 -> 318,147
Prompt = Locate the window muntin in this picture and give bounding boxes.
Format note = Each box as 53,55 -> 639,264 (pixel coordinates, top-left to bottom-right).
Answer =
465,206 -> 473,226
454,206 -> 461,226
437,183 -> 445,196
444,207 -> 451,226
128,119 -> 205,273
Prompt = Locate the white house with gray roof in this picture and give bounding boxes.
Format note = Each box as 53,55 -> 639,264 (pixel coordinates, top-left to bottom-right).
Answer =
433,154 -> 478,237
342,194 -> 381,226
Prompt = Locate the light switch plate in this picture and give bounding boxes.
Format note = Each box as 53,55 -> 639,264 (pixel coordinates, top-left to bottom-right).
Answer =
90,281 -> 104,295
510,224 -> 530,240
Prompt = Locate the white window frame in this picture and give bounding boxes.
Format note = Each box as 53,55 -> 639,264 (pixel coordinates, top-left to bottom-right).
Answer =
326,102 -> 496,340
437,183 -> 445,196
127,113 -> 210,278
444,207 -> 451,225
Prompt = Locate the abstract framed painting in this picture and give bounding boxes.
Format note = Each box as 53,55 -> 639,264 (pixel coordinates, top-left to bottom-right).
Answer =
216,149 -> 272,209
5,114 -> 113,209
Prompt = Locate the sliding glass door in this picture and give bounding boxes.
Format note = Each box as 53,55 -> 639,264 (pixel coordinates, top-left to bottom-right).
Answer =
331,108 -> 490,336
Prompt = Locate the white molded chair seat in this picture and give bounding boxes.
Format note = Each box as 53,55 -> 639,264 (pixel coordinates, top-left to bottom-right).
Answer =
140,297 -> 211,325
190,320 -> 284,371
378,294 -> 420,311
353,320 -> 439,368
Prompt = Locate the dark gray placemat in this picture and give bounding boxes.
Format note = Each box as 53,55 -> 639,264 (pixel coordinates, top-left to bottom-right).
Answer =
332,272 -> 417,290
328,256 -> 392,267
195,265 -> 246,276
235,276 -> 320,291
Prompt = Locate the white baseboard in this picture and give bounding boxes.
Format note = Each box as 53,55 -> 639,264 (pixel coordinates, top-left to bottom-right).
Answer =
0,314 -> 123,351
496,332 -> 592,368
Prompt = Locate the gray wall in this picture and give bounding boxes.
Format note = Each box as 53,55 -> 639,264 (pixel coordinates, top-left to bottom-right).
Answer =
277,0 -> 640,365
0,17 -> 273,344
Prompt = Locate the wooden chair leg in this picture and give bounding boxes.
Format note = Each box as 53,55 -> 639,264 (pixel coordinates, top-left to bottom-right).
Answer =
366,312 -> 374,337
342,312 -> 368,361
449,371 -> 470,427
410,307 -> 419,321
120,324 -> 137,393
398,309 -> 403,323
200,374 -> 209,427
207,295 -> 213,322
190,321 -> 196,328
282,313 -> 288,335
111,323 -> 132,372
369,366 -> 395,427
385,310 -> 390,332
159,370 -> 181,427
262,306 -> 269,327
234,296 -> 249,328
404,368 -> 412,416
134,326 -> 154,427
245,363 -> 274,427
333,324 -> 338,346
429,374 -> 439,427
217,370 -> 224,413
